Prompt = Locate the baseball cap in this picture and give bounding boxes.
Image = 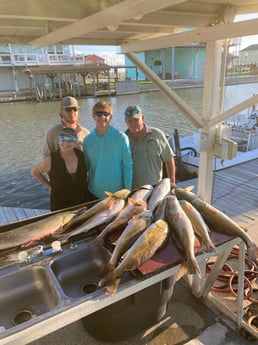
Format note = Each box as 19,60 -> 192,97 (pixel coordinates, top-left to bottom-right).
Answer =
124,105 -> 142,119
59,127 -> 77,139
61,96 -> 79,109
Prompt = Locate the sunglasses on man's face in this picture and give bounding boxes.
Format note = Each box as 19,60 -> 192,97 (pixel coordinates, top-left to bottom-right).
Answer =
64,107 -> 79,112
95,111 -> 111,117
59,136 -> 77,142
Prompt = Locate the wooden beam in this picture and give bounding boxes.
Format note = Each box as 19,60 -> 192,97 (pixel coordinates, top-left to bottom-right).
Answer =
121,18 -> 258,52
29,0 -> 186,48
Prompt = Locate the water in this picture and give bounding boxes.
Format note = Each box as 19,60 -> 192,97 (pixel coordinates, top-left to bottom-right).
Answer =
1,83 -> 258,210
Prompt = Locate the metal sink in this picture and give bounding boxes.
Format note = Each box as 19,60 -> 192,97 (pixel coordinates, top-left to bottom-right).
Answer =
0,266 -> 59,330
51,241 -> 111,298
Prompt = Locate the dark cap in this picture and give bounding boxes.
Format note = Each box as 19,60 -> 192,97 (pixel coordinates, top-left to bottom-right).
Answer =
124,105 -> 142,119
61,96 -> 79,109
59,127 -> 77,139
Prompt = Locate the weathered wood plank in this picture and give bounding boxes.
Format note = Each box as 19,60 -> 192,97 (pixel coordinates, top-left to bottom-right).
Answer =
0,207 -> 49,225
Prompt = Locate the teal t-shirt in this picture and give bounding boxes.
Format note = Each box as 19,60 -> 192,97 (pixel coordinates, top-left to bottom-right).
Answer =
83,126 -> 132,198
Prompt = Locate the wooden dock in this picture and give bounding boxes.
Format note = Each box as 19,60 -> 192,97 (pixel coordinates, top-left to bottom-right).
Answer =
178,158 -> 258,229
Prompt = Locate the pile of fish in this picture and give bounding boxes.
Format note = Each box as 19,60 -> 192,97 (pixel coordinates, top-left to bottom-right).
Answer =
0,178 -> 257,296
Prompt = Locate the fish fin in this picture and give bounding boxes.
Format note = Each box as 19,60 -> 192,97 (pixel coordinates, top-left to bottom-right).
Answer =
128,197 -> 136,205
105,191 -> 113,197
107,199 -> 114,210
185,185 -> 195,192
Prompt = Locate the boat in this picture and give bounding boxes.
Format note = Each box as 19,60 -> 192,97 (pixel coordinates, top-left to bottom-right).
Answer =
168,104 -> 258,181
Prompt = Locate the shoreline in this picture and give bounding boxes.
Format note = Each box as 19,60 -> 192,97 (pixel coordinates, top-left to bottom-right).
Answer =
1,75 -> 258,104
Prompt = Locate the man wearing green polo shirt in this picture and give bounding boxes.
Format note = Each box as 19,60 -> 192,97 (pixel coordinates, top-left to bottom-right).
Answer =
124,105 -> 176,189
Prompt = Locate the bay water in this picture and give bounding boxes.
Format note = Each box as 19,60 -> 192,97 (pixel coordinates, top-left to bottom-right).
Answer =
1,82 -> 258,210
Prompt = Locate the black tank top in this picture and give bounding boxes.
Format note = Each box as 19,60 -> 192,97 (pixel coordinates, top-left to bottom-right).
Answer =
49,148 -> 88,211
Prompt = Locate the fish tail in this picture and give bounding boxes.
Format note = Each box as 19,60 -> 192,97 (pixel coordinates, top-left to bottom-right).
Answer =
199,240 -> 217,254
247,243 -> 258,265
187,257 -> 202,278
91,235 -> 105,248
99,262 -> 115,278
176,258 -> 202,281
99,271 -> 121,295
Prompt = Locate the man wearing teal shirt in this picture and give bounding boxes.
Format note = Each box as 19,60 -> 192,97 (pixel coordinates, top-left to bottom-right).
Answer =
83,101 -> 132,199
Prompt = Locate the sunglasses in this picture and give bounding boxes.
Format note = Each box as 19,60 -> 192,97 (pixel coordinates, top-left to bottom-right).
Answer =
124,108 -> 140,117
95,111 -> 111,117
64,107 -> 79,112
59,136 -> 77,142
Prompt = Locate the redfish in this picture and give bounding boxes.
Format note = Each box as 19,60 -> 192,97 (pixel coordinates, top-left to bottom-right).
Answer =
191,197 -> 258,265
99,219 -> 168,295
130,185 -> 153,202
102,210 -> 152,275
96,198 -> 147,244
179,199 -> 216,253
148,178 -> 171,213
165,195 -> 202,279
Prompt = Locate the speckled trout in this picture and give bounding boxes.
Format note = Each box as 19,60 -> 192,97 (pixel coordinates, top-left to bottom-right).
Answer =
66,198 -> 126,239
64,189 -> 131,231
99,219 -> 169,295
165,195 -> 201,278
0,211 -> 76,251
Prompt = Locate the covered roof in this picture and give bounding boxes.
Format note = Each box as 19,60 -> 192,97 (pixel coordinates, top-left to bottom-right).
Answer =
0,1 -> 258,52
241,44 -> 258,51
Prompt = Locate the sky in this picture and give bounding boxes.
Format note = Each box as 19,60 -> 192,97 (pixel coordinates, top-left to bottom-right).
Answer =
235,13 -> 258,49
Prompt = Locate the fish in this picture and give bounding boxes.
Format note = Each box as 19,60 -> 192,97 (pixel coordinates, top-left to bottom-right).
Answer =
65,198 -> 126,239
0,211 -> 76,251
179,199 -> 216,253
152,197 -> 168,222
102,210 -> 153,275
95,198 -> 147,245
190,197 -> 258,265
130,185 -> 153,202
165,195 -> 202,279
63,189 -> 131,231
173,185 -> 198,203
99,219 -> 169,295
148,178 -> 171,213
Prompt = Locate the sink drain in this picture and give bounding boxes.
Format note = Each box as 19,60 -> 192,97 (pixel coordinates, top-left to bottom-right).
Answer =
12,309 -> 33,325
81,282 -> 98,294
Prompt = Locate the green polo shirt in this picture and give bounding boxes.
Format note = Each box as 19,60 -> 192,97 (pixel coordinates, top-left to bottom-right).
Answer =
126,125 -> 174,188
